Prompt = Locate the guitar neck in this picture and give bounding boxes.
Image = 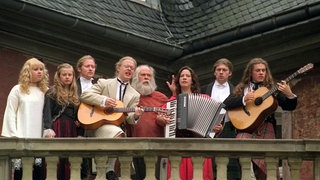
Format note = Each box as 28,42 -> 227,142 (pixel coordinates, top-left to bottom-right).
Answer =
113,107 -> 161,113
284,71 -> 300,83
261,70 -> 302,102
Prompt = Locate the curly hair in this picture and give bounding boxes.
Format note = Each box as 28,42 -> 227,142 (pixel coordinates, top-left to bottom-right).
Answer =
175,66 -> 201,94
18,58 -> 49,94
47,63 -> 79,106
233,58 -> 275,96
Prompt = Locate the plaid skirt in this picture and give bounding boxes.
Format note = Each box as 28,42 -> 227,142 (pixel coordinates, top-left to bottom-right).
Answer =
237,121 -> 275,175
52,117 -> 77,180
52,117 -> 77,138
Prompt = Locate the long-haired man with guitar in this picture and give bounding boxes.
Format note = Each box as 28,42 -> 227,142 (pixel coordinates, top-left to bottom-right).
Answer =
80,56 -> 144,180
224,58 -> 298,180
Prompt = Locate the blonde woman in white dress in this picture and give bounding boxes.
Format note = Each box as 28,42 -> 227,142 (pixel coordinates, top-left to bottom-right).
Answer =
2,58 -> 49,180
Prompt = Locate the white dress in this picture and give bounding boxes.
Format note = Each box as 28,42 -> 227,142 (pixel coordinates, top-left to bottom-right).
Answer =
2,85 -> 45,138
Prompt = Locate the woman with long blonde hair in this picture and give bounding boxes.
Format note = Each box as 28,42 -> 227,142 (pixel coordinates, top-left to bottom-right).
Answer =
2,57 -> 49,180
43,63 -> 80,180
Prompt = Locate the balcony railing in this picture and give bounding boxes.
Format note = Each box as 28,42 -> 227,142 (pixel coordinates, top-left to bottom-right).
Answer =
0,138 -> 319,180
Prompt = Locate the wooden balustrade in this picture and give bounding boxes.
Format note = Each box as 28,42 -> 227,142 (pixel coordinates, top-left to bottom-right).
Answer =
0,138 -> 319,180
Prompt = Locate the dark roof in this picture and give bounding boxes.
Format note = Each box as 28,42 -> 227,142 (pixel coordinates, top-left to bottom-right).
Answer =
20,0 -> 320,56
1,0 -> 320,92
20,0 -> 176,46
161,0 -> 312,43
160,0 -> 320,54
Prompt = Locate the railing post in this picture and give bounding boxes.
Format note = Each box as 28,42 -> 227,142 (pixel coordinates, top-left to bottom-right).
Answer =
21,157 -> 33,179
288,157 -> 302,180
192,156 -> 203,179
94,155 -> 108,180
46,156 -> 59,180
169,156 -> 181,180
69,156 -> 82,180
239,156 -> 253,180
0,156 -> 10,180
144,156 -> 157,180
282,159 -> 290,180
118,156 -> 132,179
215,156 -> 228,179
265,156 -> 279,180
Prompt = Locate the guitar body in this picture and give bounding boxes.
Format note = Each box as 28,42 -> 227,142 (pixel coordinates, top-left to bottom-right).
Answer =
228,87 -> 278,133
78,101 -> 126,130
228,63 -> 313,133
78,100 -> 171,130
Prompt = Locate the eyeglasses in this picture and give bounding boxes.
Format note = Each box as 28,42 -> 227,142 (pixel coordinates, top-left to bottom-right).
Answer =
122,64 -> 135,70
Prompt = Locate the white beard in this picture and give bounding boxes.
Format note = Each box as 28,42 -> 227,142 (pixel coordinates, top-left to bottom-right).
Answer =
135,80 -> 156,96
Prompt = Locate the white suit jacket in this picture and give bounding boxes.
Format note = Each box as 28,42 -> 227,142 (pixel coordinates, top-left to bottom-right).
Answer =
80,78 -> 140,125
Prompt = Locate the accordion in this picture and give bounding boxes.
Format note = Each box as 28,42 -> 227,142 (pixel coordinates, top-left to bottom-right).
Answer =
165,93 -> 225,138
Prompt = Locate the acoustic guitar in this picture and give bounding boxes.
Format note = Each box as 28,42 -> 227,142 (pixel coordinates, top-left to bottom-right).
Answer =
228,63 -> 314,133
78,100 -> 171,130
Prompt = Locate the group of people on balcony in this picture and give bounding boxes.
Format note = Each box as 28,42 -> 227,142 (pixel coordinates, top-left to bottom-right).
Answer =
1,54 -> 297,180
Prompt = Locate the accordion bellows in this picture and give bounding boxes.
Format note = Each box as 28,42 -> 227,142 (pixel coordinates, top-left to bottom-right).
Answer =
165,93 -> 225,138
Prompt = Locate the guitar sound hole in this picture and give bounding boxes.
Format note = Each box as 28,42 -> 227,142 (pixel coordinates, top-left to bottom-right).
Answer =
254,97 -> 263,106
104,107 -> 114,114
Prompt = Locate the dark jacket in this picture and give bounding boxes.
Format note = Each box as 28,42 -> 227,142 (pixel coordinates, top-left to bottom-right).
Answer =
43,88 -> 78,130
76,77 -> 98,135
202,81 -> 236,138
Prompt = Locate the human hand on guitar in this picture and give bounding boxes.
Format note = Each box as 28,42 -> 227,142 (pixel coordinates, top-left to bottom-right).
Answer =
244,91 -> 255,102
277,80 -> 295,98
133,106 -> 144,120
105,97 -> 117,107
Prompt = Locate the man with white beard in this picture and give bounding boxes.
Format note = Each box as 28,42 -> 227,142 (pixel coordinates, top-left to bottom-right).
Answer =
128,65 -> 169,180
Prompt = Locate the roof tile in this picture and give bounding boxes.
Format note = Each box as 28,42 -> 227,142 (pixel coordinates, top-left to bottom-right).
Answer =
20,0 -> 320,47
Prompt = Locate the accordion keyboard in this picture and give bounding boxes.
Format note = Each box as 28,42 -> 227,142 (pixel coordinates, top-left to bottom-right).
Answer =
164,99 -> 177,138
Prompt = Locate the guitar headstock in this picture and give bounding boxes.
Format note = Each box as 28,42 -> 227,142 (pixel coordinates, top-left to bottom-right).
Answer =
298,63 -> 314,74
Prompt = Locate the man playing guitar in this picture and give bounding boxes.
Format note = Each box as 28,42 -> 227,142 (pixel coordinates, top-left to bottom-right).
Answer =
224,58 -> 298,180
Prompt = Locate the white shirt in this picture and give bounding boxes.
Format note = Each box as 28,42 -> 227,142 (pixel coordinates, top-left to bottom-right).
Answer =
211,80 -> 230,103
2,85 -> 45,138
211,80 -> 230,121
80,76 -> 93,92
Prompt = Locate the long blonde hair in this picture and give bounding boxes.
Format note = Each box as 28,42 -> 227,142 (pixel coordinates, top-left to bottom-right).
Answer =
18,58 -> 49,94
47,63 -> 79,106
233,58 -> 274,96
